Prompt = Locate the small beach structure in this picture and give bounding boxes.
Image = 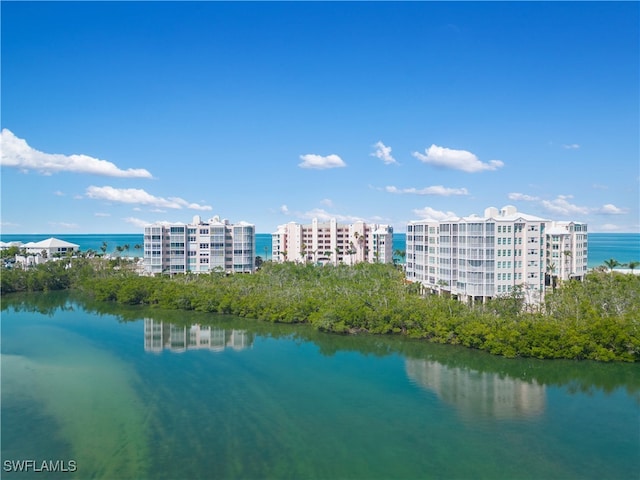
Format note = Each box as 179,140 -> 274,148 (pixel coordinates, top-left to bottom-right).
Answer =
21,237 -> 79,257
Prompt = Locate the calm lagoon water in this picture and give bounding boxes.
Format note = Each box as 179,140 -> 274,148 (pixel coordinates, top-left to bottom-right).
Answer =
1,292 -> 638,479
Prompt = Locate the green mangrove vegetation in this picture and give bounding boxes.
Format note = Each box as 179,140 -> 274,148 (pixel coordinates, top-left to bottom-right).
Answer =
2,259 -> 639,361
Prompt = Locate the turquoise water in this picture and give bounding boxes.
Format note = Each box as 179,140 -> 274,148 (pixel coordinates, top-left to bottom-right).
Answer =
2,233 -> 638,268
586,233 -> 640,267
0,233 -> 144,256
1,292 -> 638,479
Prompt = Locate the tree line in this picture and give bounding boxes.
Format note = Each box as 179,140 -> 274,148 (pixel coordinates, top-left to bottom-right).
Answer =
1,257 -> 638,361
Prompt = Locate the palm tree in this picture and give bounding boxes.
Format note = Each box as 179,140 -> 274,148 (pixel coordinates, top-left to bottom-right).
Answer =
562,250 -> 573,277
100,241 -> 108,256
603,258 -> 620,273
546,261 -> 558,291
347,242 -> 357,264
627,260 -> 640,273
134,244 -> 142,257
436,280 -> 448,296
394,249 -> 406,264
123,244 -> 130,258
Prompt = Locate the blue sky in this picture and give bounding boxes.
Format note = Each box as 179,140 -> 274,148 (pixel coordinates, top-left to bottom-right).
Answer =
1,1 -> 638,234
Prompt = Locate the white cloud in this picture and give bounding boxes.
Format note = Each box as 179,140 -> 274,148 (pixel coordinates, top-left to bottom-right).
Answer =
53,190 -> 65,196
280,205 -> 290,215
320,198 -> 334,207
512,192 -> 629,219
596,204 -> 628,215
562,144 -> 580,149
301,208 -> 364,223
384,185 -> 468,196
1,221 -> 20,228
124,217 -> 152,228
371,141 -> 398,165
85,186 -> 212,211
94,212 -> 111,217
412,206 -> 458,221
0,129 -> 152,178
599,223 -> 620,231
540,195 -> 590,216
412,144 -> 504,172
508,192 -> 540,202
298,154 -> 346,170
48,221 -> 79,229
127,218 -> 179,228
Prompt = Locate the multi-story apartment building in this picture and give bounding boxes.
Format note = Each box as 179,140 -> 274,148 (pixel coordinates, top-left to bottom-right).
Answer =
272,218 -> 394,265
405,205 -> 587,304
143,215 -> 255,275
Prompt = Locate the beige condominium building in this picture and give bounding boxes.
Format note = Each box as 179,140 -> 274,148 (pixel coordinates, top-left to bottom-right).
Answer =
272,218 -> 394,265
405,205 -> 587,304
144,215 -> 255,275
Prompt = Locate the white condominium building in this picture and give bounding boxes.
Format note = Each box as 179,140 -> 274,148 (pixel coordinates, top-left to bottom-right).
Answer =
406,206 -> 587,304
144,215 -> 255,275
272,218 -> 394,265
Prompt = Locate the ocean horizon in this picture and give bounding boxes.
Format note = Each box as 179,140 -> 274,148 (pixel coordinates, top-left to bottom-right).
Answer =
1,232 -> 639,270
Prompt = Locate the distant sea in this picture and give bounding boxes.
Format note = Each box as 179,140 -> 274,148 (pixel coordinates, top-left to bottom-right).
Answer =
2,232 -> 639,269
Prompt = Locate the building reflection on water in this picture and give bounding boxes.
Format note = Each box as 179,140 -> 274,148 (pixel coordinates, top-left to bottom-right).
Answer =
144,319 -> 254,353
405,359 -> 546,419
